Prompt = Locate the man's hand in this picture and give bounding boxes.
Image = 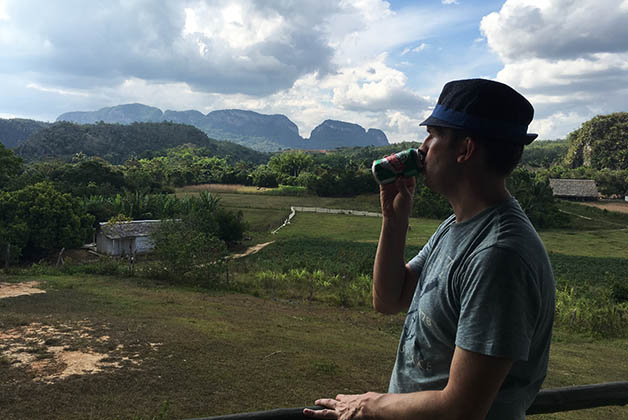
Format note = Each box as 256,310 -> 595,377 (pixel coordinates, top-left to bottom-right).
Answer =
380,176 -> 416,224
303,392 -> 381,420
372,175 -> 418,315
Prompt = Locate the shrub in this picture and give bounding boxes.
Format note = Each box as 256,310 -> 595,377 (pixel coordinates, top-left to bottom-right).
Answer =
554,285 -> 628,338
151,219 -> 228,288
611,281 -> 628,303
250,164 -> 279,188
0,182 -> 94,264
412,183 -> 452,219
507,169 -> 564,228
262,185 -> 309,197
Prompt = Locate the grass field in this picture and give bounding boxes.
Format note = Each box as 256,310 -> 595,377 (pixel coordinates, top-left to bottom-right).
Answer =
2,190 -> 628,419
1,275 -> 627,420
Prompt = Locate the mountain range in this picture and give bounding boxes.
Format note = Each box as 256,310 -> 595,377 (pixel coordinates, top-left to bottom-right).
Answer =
56,103 -> 389,152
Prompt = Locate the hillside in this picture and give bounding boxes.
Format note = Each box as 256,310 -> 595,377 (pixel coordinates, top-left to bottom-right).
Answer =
57,103 -> 390,152
15,121 -> 268,165
307,119 -> 388,149
0,118 -> 51,149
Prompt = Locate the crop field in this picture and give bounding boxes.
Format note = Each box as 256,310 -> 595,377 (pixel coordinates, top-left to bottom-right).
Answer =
1,191 -> 628,419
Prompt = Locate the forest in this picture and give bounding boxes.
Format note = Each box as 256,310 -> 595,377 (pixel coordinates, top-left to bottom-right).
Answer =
1,112 -> 627,268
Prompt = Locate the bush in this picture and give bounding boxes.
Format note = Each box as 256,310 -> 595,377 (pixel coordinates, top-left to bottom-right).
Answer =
611,282 -> 628,303
238,267 -> 373,307
215,208 -> 248,244
262,185 -> 309,196
304,169 -> 377,197
0,182 -> 94,264
151,219 -> 228,288
250,164 -> 279,188
507,169 -> 564,228
555,284 -> 628,338
412,183 -> 452,219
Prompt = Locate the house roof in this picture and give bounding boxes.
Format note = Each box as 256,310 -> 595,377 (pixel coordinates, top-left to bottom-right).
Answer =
98,220 -> 161,240
549,179 -> 599,198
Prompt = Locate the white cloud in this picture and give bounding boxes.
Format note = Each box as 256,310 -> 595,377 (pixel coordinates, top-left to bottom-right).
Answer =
0,0 -> 467,143
529,111 -> 588,140
328,2 -> 465,65
0,0 -> 336,95
27,83 -> 89,97
183,3 -> 284,50
442,0 -> 460,4
481,0 -> 628,138
481,0 -> 628,61
401,43 -> 428,56
0,0 -> 8,21
325,54 -> 429,113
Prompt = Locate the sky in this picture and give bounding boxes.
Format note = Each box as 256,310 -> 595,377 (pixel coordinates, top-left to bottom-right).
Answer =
1,0 -> 627,143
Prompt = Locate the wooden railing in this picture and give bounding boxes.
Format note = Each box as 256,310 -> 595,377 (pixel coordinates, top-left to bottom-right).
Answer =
188,381 -> 628,419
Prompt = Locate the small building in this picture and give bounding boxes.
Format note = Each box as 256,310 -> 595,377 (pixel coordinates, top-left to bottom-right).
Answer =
96,220 -> 161,256
549,179 -> 599,201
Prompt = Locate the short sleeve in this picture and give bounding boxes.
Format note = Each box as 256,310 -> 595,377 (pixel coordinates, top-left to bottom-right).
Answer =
455,247 -> 541,361
407,239 -> 431,275
407,215 -> 455,275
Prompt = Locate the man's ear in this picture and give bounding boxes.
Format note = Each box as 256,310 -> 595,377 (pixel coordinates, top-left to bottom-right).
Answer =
456,136 -> 476,163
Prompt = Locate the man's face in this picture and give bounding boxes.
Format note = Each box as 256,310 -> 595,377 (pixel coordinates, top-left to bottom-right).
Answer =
418,126 -> 462,194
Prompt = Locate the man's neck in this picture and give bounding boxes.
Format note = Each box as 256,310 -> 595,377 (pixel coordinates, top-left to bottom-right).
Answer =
448,176 -> 510,223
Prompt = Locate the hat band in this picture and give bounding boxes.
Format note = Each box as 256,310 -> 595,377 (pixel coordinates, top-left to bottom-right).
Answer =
431,104 -> 530,139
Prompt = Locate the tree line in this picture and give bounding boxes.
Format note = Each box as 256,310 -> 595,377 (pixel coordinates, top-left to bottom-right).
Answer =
2,111 -> 627,270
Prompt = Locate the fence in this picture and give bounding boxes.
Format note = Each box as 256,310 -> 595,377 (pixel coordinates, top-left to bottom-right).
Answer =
188,381 -> 628,419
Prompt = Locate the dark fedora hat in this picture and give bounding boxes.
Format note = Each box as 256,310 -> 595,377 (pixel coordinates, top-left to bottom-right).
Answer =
420,78 -> 538,145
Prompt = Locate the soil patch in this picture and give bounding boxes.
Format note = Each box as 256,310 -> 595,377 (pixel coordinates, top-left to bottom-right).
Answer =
581,201 -> 628,214
0,320 -> 158,383
0,281 -> 46,299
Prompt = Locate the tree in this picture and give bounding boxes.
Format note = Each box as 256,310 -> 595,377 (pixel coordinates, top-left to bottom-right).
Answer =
151,191 -> 245,287
412,182 -> 452,219
0,182 -> 94,262
50,157 -> 126,196
507,169 -> 564,228
564,112 -> 628,170
250,164 -> 279,188
151,219 -> 227,288
0,143 -> 23,190
268,150 -> 314,178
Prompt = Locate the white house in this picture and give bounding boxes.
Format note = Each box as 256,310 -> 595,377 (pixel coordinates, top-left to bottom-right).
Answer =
96,220 -> 161,256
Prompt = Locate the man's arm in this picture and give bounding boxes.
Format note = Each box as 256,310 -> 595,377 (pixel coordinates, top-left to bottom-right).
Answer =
304,346 -> 513,420
372,177 -> 418,314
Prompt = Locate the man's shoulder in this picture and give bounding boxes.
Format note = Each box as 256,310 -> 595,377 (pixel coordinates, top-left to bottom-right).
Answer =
494,199 -> 546,253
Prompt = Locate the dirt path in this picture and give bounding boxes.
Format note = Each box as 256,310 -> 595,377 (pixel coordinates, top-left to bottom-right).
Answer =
231,241 -> 274,259
580,201 -> 628,214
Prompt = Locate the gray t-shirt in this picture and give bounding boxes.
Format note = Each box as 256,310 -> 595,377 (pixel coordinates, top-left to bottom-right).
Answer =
389,197 -> 555,420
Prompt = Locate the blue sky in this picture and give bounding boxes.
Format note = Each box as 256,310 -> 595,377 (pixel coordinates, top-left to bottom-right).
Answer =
1,0 -> 627,143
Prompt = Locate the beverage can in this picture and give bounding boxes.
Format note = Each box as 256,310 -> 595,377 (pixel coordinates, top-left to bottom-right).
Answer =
371,148 -> 425,185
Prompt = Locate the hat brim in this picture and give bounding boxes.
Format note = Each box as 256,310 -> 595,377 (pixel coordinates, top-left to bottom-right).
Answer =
420,116 -> 538,145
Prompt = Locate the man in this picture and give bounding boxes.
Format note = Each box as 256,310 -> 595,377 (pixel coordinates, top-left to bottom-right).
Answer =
304,79 -> 555,420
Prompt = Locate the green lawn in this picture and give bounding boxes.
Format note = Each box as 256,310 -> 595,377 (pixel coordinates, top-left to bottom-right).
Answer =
1,275 -> 626,419
2,194 -> 627,419
177,189 -> 382,213
540,229 -> 628,259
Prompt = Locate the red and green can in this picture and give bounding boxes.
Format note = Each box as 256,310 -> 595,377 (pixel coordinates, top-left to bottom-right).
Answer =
371,148 -> 426,185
